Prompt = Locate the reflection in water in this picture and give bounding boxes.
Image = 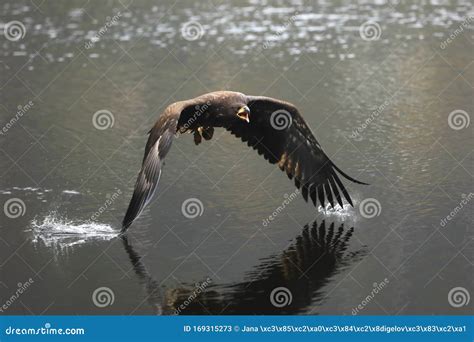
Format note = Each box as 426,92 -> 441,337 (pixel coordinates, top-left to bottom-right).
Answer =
122,220 -> 366,315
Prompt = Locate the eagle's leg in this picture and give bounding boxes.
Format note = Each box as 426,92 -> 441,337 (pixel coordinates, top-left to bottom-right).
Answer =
193,128 -> 202,145
201,126 -> 214,140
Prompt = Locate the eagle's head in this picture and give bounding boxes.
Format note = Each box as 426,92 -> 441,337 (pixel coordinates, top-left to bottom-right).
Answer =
236,105 -> 250,123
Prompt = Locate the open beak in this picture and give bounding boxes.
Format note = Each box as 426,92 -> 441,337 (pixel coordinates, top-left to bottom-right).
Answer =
237,105 -> 250,123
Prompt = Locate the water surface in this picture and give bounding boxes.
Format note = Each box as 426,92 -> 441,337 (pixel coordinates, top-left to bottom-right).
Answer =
0,0 -> 472,315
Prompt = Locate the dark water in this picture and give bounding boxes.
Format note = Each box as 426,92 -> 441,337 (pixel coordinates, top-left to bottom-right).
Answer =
0,0 -> 472,315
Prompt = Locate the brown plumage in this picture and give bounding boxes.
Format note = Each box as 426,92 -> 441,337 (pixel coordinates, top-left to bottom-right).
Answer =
122,91 -> 367,232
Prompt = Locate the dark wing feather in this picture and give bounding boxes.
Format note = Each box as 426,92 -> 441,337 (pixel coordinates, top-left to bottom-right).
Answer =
226,96 -> 366,209
122,110 -> 179,232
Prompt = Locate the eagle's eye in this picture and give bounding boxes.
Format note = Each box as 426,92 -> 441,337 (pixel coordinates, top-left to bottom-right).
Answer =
236,105 -> 250,123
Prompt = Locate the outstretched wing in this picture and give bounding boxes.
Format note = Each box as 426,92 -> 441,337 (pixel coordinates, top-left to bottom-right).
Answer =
227,96 -> 366,208
122,109 -> 179,232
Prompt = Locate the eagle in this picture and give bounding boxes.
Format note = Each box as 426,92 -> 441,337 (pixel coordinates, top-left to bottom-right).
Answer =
122,91 -> 366,232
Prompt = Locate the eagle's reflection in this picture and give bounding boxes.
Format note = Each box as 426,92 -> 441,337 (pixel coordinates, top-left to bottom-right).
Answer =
121,220 -> 366,315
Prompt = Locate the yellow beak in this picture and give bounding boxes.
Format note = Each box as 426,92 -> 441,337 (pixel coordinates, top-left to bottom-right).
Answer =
237,105 -> 250,123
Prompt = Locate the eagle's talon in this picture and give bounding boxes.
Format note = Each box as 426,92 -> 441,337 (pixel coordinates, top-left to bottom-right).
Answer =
193,129 -> 202,145
202,127 -> 214,140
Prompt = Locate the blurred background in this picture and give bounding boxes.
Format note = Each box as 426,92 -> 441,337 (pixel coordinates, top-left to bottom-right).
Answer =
0,0 -> 472,315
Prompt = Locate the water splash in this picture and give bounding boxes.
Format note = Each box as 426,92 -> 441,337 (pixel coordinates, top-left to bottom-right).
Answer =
28,212 -> 118,249
62,190 -> 80,195
318,203 -> 355,219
